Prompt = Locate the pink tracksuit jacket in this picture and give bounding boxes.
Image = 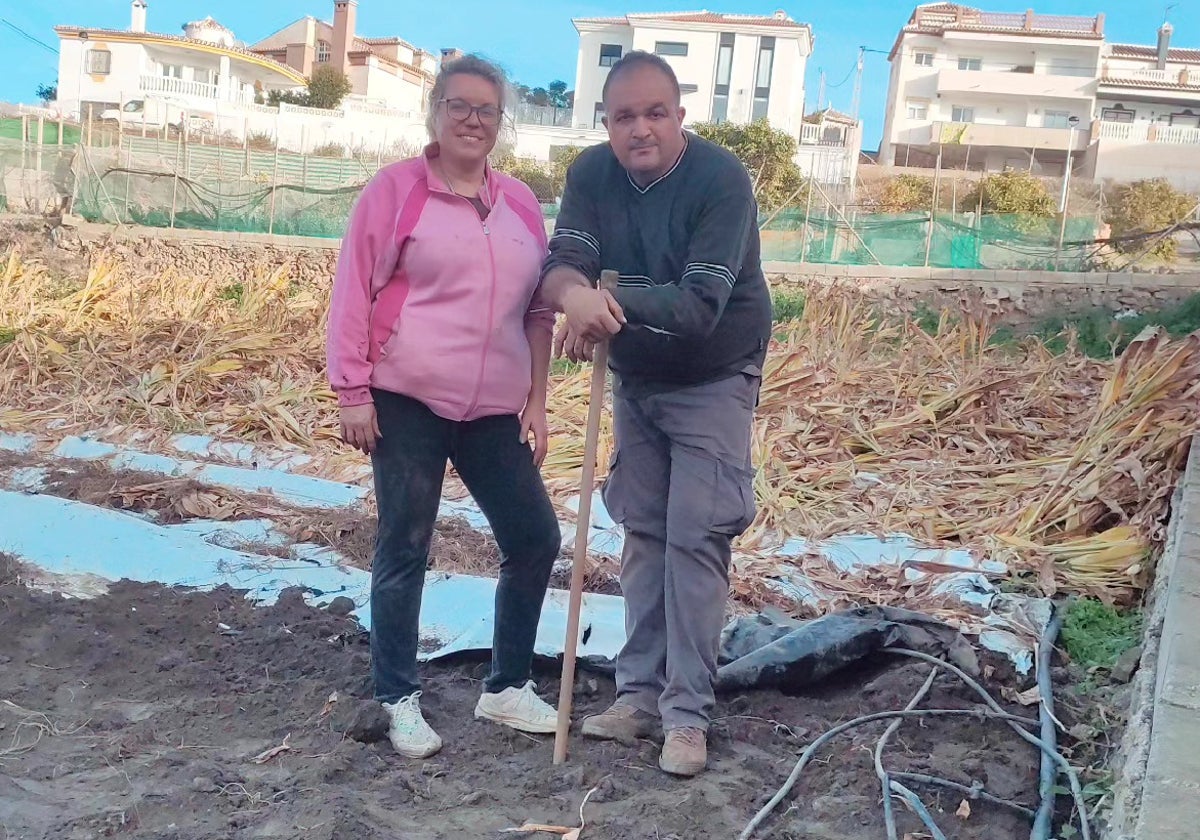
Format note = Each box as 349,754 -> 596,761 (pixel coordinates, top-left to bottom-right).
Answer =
326,144 -> 554,421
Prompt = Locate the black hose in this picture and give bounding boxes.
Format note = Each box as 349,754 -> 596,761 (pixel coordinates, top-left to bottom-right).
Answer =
1032,605 -> 1066,840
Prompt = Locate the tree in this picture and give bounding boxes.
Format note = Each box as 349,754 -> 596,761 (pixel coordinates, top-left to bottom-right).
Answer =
266,66 -> 352,110
35,83 -> 57,104
690,119 -> 807,211
528,87 -> 551,108
306,65 -> 353,110
1107,179 -> 1198,260
547,80 -> 569,109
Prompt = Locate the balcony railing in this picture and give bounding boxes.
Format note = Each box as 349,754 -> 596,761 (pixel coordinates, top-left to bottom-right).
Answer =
800,122 -> 850,147
1100,66 -> 1199,90
139,74 -> 254,105
1096,120 -> 1200,145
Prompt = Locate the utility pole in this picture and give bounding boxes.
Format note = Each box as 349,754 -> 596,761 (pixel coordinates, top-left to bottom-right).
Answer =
816,70 -> 826,112
850,47 -> 866,123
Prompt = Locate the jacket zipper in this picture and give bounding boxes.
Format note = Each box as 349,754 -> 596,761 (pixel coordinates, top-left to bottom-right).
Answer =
431,175 -> 498,418
465,217 -> 497,417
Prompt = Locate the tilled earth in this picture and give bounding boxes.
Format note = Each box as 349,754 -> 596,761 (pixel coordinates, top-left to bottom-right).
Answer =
0,554 -> 1043,840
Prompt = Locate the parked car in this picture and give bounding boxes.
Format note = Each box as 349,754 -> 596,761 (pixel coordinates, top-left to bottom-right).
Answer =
98,99 -> 203,134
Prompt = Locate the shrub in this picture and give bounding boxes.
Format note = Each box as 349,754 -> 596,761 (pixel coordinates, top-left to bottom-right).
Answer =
494,157 -> 555,202
965,170 -> 1056,217
310,142 -> 346,159
1106,179 -> 1197,260
691,119 -> 807,211
550,145 -> 586,197
879,174 -> 934,213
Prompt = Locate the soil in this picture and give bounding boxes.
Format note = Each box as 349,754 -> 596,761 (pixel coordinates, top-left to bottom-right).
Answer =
0,554 -> 1044,840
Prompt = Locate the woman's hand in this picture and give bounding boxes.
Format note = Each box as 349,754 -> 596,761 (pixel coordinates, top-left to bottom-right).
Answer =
340,403 -> 382,454
520,398 -> 549,467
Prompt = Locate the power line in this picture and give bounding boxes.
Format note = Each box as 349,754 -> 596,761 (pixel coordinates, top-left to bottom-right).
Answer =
0,18 -> 59,55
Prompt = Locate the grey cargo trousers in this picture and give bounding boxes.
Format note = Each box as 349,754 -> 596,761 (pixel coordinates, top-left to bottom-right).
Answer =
601,371 -> 759,731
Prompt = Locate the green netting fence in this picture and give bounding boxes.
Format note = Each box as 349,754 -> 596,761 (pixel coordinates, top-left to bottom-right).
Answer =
759,209 -> 1099,271
3,134 -> 1100,270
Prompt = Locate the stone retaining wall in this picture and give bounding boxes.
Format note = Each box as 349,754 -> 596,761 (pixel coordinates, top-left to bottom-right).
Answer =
63,220 -> 1200,326
767,262 -> 1200,327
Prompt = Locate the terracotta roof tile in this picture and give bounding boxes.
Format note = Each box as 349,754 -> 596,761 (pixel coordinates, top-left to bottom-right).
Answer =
575,10 -> 808,30
53,25 -> 303,79
1109,43 -> 1200,64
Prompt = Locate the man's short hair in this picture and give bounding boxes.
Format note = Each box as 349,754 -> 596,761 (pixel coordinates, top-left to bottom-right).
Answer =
601,50 -> 681,106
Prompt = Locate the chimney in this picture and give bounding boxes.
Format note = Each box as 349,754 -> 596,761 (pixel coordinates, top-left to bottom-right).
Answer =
331,0 -> 357,74
131,0 -> 148,33
1157,22 -> 1173,71
440,47 -> 463,64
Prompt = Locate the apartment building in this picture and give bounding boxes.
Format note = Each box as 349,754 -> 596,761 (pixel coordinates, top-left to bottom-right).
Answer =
250,0 -> 438,114
881,3 -> 1200,190
879,3 -> 1104,174
1088,24 -> 1200,190
571,11 -> 813,134
55,1 -> 306,119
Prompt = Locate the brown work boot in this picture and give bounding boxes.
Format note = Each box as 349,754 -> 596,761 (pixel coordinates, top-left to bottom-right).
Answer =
581,701 -> 658,744
659,727 -> 707,777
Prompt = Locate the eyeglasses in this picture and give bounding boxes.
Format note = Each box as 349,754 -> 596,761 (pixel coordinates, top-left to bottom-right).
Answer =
438,98 -> 503,126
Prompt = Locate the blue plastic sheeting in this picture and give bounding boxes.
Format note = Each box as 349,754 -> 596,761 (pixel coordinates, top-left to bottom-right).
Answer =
0,432 -> 36,453
0,490 -> 626,664
50,436 -> 369,510
169,433 -> 314,472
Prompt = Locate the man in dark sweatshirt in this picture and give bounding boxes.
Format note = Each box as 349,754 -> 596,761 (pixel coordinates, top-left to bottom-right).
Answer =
539,50 -> 772,777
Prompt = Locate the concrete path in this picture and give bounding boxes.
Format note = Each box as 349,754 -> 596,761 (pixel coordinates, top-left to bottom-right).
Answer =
1132,440 -> 1200,838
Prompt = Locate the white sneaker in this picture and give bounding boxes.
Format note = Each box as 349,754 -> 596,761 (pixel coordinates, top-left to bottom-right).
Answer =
382,692 -> 442,758
475,680 -> 558,734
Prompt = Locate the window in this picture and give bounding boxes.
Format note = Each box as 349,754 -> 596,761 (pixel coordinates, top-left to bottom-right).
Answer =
679,83 -> 699,94
712,32 -> 734,122
654,41 -> 688,57
752,36 -> 775,121
1170,110 -> 1200,127
85,49 -> 112,75
1100,105 -> 1134,123
599,43 -> 622,67
906,100 -> 929,120
951,105 -> 975,123
1043,110 -> 1072,129
316,40 -> 331,64
1047,60 -> 1090,77
195,68 -> 212,85
161,64 -> 182,79
914,52 -> 934,67
957,57 -> 982,71
593,102 -> 605,130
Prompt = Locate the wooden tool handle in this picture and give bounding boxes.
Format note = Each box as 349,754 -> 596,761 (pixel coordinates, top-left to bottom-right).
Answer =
553,269 -> 619,765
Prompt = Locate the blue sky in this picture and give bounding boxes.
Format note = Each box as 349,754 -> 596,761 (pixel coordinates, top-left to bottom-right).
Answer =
2,1 -> 1197,149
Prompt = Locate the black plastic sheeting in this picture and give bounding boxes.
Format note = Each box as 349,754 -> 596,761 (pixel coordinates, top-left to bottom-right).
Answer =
713,605 -> 981,694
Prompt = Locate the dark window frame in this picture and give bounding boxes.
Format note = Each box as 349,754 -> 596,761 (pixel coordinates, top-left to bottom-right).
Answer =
599,43 -> 622,67
654,41 -> 689,57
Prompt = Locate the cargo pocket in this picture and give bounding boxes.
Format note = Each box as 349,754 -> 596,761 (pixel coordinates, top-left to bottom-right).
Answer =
600,450 -> 627,526
711,459 -> 756,536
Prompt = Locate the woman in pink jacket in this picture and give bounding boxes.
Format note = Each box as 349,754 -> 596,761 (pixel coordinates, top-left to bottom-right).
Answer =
326,55 -> 562,759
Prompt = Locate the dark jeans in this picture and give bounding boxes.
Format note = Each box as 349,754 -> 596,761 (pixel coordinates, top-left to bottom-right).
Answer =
368,388 -> 562,703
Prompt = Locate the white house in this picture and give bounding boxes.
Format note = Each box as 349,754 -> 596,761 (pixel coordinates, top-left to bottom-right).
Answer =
878,3 -> 1104,174
55,1 -> 306,121
1087,23 -> 1200,190
570,10 -> 813,134
250,0 -> 438,115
